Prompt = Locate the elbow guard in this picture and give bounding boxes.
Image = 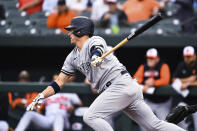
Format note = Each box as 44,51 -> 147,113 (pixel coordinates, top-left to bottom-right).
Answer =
90,45 -> 104,58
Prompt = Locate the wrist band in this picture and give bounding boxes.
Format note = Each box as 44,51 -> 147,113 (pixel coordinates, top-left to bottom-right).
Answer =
49,81 -> 60,94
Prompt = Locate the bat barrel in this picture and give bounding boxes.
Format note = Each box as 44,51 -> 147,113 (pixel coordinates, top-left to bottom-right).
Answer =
127,13 -> 163,40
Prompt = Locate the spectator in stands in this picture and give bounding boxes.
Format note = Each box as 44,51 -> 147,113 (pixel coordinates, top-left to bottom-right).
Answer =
134,48 -> 171,130
0,5 -> 5,20
98,0 -> 129,29
66,0 -> 89,15
47,0 -> 76,34
9,70 -> 38,109
42,0 -> 60,13
0,93 -> 9,131
165,0 -> 196,34
172,46 -> 197,130
91,0 -> 109,22
121,0 -> 162,23
18,0 -> 44,15
18,70 -> 30,82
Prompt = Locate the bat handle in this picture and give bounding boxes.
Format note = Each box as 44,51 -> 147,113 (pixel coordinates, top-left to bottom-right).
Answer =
100,38 -> 128,60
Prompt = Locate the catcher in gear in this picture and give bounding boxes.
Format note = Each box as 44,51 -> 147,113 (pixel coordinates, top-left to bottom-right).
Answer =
166,104 -> 197,124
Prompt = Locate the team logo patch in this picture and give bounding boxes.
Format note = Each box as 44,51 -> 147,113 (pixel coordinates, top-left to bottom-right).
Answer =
77,62 -> 91,73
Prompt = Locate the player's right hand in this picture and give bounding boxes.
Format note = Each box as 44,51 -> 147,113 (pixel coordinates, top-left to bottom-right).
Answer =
91,55 -> 103,67
26,93 -> 44,111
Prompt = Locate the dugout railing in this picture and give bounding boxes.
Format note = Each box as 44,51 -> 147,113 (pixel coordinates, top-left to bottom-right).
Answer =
1,82 -> 197,95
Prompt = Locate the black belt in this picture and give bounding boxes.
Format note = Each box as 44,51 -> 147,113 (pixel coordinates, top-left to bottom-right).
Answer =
105,70 -> 129,87
121,70 -> 129,75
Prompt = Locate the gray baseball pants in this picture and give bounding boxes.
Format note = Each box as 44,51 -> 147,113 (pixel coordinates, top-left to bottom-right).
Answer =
83,73 -> 185,131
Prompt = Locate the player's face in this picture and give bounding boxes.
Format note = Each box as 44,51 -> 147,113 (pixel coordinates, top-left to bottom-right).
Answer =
147,57 -> 159,68
184,55 -> 196,66
68,30 -> 80,45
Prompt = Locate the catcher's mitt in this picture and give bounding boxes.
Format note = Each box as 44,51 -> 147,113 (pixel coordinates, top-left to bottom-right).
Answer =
166,106 -> 190,124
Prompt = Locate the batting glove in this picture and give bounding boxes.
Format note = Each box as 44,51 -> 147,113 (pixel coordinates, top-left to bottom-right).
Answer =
26,93 -> 44,111
91,55 -> 103,67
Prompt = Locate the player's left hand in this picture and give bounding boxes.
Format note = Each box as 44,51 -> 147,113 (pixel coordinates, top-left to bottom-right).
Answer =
26,93 -> 45,111
91,55 -> 103,67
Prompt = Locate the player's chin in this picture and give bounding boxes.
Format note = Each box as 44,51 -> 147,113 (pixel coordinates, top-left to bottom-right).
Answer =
70,40 -> 76,45
70,39 -> 75,45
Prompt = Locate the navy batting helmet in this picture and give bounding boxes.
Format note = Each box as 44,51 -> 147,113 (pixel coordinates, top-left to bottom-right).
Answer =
64,16 -> 94,37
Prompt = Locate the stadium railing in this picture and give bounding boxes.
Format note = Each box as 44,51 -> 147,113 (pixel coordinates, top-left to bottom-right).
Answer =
0,35 -> 197,47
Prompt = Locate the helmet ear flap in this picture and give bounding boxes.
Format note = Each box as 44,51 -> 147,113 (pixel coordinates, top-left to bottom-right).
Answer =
73,28 -> 83,37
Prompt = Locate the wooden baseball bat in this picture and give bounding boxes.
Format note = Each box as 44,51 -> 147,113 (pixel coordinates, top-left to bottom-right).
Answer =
100,13 -> 163,60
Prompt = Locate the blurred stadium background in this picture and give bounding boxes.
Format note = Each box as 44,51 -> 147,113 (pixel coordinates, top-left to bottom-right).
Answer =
0,0 -> 197,131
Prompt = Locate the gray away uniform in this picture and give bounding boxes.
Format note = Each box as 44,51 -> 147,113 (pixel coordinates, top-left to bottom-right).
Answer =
61,36 -> 185,131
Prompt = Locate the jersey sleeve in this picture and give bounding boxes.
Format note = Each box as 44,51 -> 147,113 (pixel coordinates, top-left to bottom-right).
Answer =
70,94 -> 81,105
88,36 -> 108,57
61,51 -> 76,75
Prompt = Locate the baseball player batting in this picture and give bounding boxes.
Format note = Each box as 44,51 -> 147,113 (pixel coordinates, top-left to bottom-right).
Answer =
27,16 -> 185,131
